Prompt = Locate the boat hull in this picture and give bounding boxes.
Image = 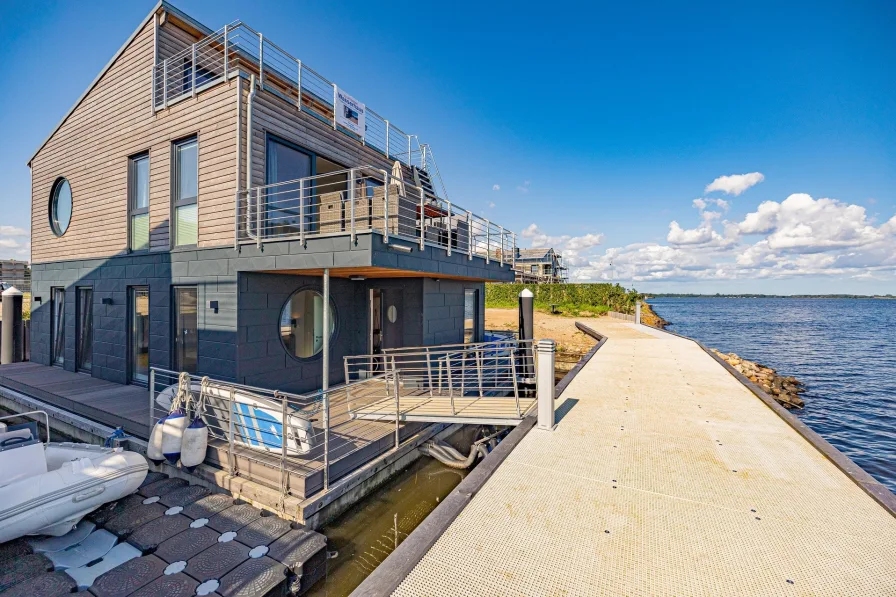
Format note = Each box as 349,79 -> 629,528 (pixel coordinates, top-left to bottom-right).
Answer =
0,443 -> 147,543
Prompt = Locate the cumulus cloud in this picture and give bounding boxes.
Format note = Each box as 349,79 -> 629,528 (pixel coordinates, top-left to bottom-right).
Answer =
519,224 -> 603,267
568,193 -> 896,285
492,184 -> 501,191
0,223 -> 30,260
705,172 -> 765,196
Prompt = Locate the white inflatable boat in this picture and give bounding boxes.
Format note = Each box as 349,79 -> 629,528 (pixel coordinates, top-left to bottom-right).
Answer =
0,412 -> 148,544
155,380 -> 318,456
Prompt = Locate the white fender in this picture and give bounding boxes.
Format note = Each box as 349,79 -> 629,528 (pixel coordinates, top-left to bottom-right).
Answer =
161,411 -> 188,464
146,416 -> 168,463
180,418 -> 208,469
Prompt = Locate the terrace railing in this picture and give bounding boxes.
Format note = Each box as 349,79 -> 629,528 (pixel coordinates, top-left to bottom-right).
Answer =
148,368 -> 405,499
236,165 -> 517,264
152,21 -> 423,168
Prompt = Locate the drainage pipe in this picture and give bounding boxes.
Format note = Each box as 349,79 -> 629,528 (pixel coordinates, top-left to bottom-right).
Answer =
245,75 -> 258,238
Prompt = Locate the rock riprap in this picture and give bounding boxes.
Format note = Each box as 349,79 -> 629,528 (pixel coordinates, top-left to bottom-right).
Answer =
710,349 -> 805,409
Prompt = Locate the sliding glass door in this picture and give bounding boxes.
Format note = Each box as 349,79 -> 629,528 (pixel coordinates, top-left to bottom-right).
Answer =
51,287 -> 65,366
76,287 -> 93,372
129,287 -> 150,384
173,287 -> 198,373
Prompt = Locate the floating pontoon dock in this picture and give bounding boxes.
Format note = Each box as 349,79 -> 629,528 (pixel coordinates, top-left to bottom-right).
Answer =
357,319 -> 896,596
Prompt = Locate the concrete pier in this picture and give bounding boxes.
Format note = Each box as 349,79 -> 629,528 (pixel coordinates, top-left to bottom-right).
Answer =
369,319 -> 896,596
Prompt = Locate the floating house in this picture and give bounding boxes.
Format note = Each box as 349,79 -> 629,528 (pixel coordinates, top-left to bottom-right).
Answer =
27,1 -> 517,397
512,248 -> 567,283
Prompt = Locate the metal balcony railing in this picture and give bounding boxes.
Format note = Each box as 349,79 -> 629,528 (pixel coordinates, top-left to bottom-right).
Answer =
152,21 -> 425,169
236,165 -> 517,264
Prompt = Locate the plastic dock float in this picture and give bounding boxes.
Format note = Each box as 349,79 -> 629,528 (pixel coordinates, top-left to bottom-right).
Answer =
0,472 -> 328,596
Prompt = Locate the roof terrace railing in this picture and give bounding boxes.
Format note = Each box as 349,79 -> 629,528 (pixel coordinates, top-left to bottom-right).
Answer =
152,21 -> 421,168
236,165 -> 517,266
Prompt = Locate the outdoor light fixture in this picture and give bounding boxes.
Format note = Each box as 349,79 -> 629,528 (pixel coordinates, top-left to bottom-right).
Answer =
388,243 -> 413,254
33,296 -> 42,304
208,300 -> 219,313
102,297 -> 114,305
349,275 -> 366,281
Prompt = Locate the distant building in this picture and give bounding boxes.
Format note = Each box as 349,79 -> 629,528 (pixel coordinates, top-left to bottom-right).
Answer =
0,259 -> 30,291
512,248 -> 567,284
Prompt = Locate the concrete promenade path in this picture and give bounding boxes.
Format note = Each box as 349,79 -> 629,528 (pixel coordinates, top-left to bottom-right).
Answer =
392,320 -> 896,596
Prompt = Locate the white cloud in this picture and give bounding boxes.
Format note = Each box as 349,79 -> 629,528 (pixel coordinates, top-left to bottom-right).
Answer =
517,181 -> 531,194
0,223 -> 30,261
705,172 -> 765,196
488,201 -> 496,208
519,224 -> 603,267
492,184 -> 501,191
568,192 -> 896,286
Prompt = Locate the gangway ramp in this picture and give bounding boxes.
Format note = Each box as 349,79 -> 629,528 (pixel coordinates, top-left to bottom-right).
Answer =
344,339 -> 538,426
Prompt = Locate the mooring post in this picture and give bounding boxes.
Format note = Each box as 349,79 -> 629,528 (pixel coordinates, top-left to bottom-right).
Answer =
518,288 -> 535,381
536,339 -> 556,430
635,300 -> 642,325
1,287 -> 24,364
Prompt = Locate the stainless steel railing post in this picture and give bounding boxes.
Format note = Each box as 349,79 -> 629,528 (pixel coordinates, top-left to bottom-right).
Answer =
446,200 -> 452,256
191,43 -> 197,97
256,187 -> 263,248
510,349 -> 521,418
383,170 -> 390,243
393,372 -> 401,450
278,391 -> 287,505
323,392 -> 330,491
299,178 -> 305,245
228,387 -> 236,476
419,188 -> 425,250
148,368 -> 156,432
425,348 -> 433,397
349,168 -> 356,244
447,354 -> 456,414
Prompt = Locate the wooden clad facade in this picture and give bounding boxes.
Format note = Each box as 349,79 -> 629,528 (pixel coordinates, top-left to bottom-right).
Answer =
30,11 -> 238,264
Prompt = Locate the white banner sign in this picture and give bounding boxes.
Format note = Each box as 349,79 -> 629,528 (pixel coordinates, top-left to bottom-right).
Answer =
334,86 -> 366,139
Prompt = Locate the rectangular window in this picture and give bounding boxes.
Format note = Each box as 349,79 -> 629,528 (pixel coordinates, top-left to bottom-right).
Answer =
173,287 -> 198,373
129,153 -> 150,251
130,287 -> 150,384
51,287 -> 65,366
265,137 -> 313,235
464,289 -> 479,344
173,137 -> 198,246
76,287 -> 93,372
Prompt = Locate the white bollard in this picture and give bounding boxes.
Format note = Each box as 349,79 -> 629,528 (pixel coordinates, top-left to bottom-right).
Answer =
536,339 -> 556,430
635,301 -> 642,325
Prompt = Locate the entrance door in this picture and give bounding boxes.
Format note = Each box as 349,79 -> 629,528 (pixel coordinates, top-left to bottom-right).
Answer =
381,289 -> 404,350
369,289 -> 383,354
76,287 -> 93,372
129,287 -> 150,384
173,287 -> 198,373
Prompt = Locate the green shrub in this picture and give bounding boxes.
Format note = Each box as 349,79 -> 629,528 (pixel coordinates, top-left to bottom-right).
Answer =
485,283 -> 641,314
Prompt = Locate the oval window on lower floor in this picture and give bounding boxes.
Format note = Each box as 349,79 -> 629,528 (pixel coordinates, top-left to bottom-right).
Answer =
279,289 -> 336,359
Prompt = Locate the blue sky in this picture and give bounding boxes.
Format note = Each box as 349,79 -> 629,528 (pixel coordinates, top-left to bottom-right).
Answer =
1,0 -> 894,293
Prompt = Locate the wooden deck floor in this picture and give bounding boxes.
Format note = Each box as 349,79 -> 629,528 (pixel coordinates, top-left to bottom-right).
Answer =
0,362 -> 150,437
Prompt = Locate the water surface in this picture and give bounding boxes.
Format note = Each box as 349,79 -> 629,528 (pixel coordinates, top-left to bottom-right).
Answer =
651,297 -> 896,492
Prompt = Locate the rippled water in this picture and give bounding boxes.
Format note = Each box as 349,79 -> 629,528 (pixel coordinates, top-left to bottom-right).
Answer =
651,297 -> 896,492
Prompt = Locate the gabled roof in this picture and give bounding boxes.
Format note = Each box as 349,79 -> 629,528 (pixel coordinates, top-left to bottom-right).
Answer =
27,1 -> 213,166
516,247 -> 556,260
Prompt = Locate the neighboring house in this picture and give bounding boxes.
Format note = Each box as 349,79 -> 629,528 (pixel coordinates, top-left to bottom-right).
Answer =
512,248 -> 567,283
0,260 -> 30,291
28,2 -> 515,393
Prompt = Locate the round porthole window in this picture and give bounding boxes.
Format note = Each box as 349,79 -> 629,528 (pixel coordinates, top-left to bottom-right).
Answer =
50,178 -> 72,237
279,289 -> 336,359
387,305 -> 397,323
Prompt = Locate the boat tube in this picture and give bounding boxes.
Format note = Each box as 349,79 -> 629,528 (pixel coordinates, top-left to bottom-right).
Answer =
155,378 -> 318,456
0,412 -> 147,544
